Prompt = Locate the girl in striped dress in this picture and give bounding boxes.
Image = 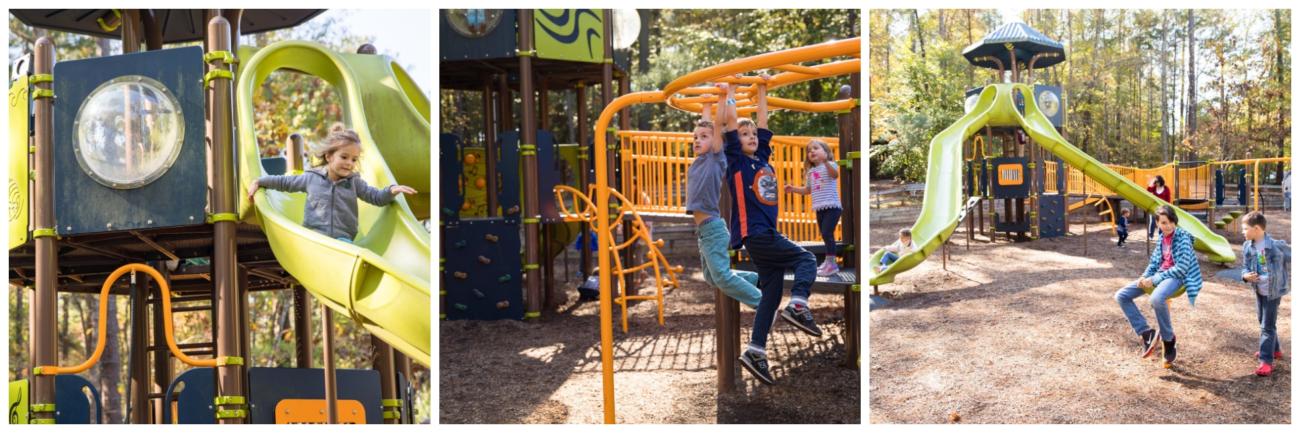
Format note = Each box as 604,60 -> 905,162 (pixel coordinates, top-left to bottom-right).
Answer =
785,139 -> 842,276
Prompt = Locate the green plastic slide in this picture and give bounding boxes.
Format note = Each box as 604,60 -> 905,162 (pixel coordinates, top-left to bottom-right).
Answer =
235,41 -> 430,366
868,84 -> 1234,286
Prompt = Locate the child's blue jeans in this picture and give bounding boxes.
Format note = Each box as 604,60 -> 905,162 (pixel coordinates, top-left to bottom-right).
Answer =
743,228 -> 816,350
696,217 -> 761,308
1257,293 -> 1283,363
880,251 -> 899,267
1115,277 -> 1182,342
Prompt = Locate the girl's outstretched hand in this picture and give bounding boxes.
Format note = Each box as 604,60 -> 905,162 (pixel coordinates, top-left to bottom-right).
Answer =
391,185 -> 418,195
246,182 -> 260,202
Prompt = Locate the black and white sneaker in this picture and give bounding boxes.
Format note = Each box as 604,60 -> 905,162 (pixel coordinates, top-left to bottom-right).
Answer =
781,304 -> 823,337
1162,337 -> 1177,368
739,350 -> 775,385
1140,329 -> 1160,359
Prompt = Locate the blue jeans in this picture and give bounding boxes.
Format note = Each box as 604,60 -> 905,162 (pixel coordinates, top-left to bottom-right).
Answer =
743,229 -> 816,349
696,217 -> 761,308
336,236 -> 354,244
1147,215 -> 1157,238
880,251 -> 899,267
1257,293 -> 1282,363
1115,277 -> 1182,342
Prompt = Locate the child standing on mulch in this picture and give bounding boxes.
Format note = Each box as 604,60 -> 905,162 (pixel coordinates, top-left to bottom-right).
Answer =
723,75 -> 822,385
784,139 -> 842,276
1238,211 -> 1290,376
1117,208 -> 1130,247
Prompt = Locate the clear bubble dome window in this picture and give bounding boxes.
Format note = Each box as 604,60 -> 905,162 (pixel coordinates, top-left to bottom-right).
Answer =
73,75 -> 185,189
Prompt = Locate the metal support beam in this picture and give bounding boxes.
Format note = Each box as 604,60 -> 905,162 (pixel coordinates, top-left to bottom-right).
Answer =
206,13 -> 246,423
30,36 -> 57,426
519,10 -> 542,319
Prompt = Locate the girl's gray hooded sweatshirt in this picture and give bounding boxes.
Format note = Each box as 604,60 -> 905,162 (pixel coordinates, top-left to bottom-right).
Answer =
257,167 -> 395,240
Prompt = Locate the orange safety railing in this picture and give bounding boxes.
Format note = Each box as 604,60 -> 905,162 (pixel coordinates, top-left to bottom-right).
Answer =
618,131 -> 842,244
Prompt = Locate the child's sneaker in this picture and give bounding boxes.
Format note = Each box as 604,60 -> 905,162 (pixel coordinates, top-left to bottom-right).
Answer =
780,304 -> 823,337
739,350 -> 775,385
1139,329 -> 1159,358
1255,362 -> 1274,377
1254,350 -> 1285,361
1162,337 -> 1177,368
818,260 -> 840,277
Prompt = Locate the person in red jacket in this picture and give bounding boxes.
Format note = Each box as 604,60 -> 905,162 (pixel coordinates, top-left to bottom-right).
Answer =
1147,175 -> 1171,240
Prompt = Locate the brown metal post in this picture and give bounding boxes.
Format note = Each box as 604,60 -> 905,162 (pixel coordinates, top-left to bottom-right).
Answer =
288,133 -> 305,172
836,82 -> 860,367
122,10 -> 142,52
601,9 -> 616,188
519,10 -> 543,319
292,285 -> 312,368
207,15 -> 246,423
321,306 -> 338,424
483,80 -> 498,217
221,9 -> 243,108
372,337 -> 398,423
140,10 -> 164,50
30,36 -> 58,426
715,288 -> 739,393
129,272 -> 149,423
238,267 -> 251,362
576,83 -> 592,277
150,267 -> 173,423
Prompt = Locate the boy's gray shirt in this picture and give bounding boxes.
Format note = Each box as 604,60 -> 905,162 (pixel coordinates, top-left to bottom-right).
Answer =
257,167 -> 395,240
686,150 -> 726,218
1242,234 -> 1291,300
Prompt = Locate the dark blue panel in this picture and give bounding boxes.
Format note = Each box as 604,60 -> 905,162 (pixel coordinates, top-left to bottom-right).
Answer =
166,367 -> 215,424
54,375 -> 101,424
53,46 -> 206,235
1038,195 -> 1066,238
442,218 -> 524,320
261,157 -> 287,176
496,131 -> 522,220
440,133 -> 463,224
247,367 -> 383,424
1215,169 -> 1225,206
990,157 -> 1030,199
536,131 -> 562,222
1033,85 -> 1065,127
439,10 -> 518,61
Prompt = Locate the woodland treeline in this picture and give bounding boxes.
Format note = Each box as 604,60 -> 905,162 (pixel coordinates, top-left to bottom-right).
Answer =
870,9 -> 1291,181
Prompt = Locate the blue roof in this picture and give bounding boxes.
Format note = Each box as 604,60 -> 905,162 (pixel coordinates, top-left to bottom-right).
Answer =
962,22 -> 1066,70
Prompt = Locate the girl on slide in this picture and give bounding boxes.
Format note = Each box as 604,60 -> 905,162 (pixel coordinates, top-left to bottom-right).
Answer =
247,126 -> 418,243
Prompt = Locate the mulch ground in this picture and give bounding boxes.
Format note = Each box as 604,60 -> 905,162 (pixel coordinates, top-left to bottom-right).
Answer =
440,233 -> 860,424
869,206 -> 1290,423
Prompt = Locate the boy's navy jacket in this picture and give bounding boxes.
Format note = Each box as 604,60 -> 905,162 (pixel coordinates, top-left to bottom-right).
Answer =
1242,234 -> 1291,300
1142,227 -> 1204,306
724,128 -> 779,249
257,167 -> 395,240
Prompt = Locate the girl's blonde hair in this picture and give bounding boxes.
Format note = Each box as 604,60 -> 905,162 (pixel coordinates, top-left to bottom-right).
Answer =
311,124 -> 361,167
803,139 -> 834,171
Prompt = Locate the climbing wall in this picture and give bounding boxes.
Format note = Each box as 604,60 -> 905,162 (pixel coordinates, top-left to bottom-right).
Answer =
442,218 -> 524,320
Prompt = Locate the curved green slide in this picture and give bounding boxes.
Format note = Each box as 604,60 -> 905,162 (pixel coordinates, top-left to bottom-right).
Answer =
235,41 -> 430,366
868,84 -> 1234,286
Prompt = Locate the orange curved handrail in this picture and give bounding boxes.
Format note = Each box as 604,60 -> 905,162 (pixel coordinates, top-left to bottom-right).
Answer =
37,263 -> 221,375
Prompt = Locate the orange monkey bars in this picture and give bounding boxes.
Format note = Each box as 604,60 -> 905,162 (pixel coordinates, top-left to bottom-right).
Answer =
589,36 -> 860,424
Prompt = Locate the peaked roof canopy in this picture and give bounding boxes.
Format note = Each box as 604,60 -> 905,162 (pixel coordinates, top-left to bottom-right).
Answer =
11,9 -> 324,44
962,21 -> 1065,70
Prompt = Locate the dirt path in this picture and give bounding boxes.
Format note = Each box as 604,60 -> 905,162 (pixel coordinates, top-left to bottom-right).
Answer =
869,210 -> 1290,423
441,242 -> 860,424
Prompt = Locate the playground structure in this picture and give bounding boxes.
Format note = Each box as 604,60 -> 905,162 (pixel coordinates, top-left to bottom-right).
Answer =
9,9 -> 429,424
867,21 -> 1248,288
438,10 -> 859,424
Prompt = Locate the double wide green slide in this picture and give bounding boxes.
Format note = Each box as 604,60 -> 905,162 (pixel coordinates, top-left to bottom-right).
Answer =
236,41 -> 430,365
868,84 -> 1234,286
